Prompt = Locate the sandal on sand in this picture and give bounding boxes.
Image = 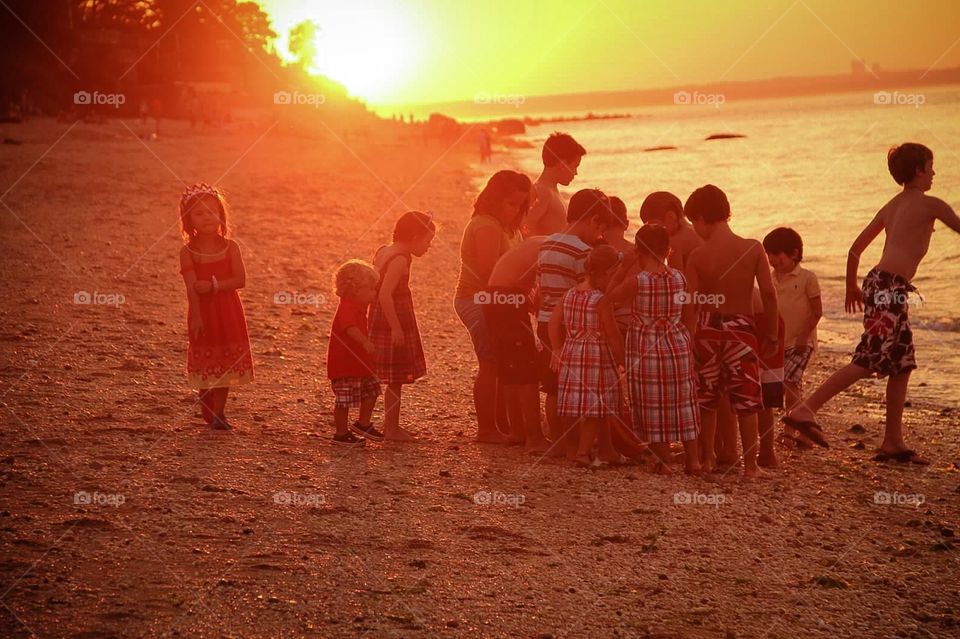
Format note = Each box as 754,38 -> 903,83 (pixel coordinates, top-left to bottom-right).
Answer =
873,449 -> 929,465
781,416 -> 829,448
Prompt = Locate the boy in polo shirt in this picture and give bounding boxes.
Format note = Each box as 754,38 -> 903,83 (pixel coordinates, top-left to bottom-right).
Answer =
763,228 -> 822,445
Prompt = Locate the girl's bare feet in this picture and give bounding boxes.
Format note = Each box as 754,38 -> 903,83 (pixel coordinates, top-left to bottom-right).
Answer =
684,464 -> 702,476
742,466 -> 770,480
474,429 -> 508,444
573,454 -> 593,467
385,428 -> 418,442
757,453 -> 779,468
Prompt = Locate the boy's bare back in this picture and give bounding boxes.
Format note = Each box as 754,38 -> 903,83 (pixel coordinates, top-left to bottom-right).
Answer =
688,233 -> 765,315
874,191 -> 951,281
489,236 -> 547,290
669,224 -> 704,269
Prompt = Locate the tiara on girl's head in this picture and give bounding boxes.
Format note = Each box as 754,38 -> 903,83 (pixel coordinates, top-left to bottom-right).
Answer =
180,183 -> 220,209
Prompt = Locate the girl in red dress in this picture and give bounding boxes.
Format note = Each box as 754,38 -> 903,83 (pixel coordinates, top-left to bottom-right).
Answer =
178,184 -> 254,430
368,211 -> 436,442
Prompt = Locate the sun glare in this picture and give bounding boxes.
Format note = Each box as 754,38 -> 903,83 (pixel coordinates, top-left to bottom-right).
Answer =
269,1 -> 421,104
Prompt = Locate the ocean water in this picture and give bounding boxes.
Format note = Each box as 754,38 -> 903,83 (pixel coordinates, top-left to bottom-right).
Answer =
509,87 -> 960,407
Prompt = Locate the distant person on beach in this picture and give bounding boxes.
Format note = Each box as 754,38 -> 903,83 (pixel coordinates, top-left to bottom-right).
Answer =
684,185 -> 778,478
454,170 -> 528,443
608,224 -> 700,474
486,235 -> 551,452
536,189 -> 614,456
524,133 -> 586,237
549,244 -> 623,465
178,184 -> 254,430
369,211 -> 436,442
478,128 -> 492,162
640,191 -> 703,269
327,260 -> 383,446
762,227 -> 822,450
784,143 -> 960,464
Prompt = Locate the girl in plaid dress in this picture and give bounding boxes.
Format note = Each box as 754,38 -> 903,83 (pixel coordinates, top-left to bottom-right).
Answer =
548,245 -> 624,466
610,224 -> 701,474
369,211 -> 436,442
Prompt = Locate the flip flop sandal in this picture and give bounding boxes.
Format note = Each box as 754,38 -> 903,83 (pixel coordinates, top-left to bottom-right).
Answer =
873,449 -> 929,465
781,416 -> 829,448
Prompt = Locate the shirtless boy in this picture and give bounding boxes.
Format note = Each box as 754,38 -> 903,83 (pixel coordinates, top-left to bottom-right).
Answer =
486,236 -> 551,452
524,133 -> 587,237
640,191 -> 703,269
784,143 -> 960,464
684,185 -> 779,478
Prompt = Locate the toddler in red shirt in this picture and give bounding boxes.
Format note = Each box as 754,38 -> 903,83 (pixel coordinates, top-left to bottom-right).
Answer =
328,260 -> 383,445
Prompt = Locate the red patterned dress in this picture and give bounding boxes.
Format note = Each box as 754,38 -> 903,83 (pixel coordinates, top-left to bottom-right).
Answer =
368,250 -> 427,385
181,246 -> 254,388
556,288 -> 621,418
625,270 -> 699,442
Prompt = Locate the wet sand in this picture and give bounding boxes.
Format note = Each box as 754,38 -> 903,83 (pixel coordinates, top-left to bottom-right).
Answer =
1,119 -> 958,638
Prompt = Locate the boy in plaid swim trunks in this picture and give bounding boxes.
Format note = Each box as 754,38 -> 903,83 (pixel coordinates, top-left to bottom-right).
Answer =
327,260 -> 384,446
684,185 -> 779,478
785,143 -> 960,464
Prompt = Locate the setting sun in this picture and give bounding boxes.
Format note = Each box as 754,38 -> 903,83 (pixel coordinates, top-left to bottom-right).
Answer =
262,0 -> 423,104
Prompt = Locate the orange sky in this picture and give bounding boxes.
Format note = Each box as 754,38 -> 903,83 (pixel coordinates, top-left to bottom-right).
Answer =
257,0 -> 960,106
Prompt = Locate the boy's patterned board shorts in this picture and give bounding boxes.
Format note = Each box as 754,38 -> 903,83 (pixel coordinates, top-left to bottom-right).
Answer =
331,376 -> 381,409
694,313 -> 763,414
851,268 -> 918,377
784,345 -> 814,388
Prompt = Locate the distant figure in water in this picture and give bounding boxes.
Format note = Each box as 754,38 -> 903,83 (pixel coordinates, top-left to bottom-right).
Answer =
523,132 -> 586,237
178,184 -> 254,430
784,143 -> 960,464
478,128 -> 492,162
327,260 -> 383,446
369,211 -> 436,441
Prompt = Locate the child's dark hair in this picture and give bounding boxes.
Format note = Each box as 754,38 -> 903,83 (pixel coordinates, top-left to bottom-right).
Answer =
887,143 -> 933,186
634,223 -> 670,261
762,227 -> 804,262
609,196 -> 628,228
179,183 -> 228,242
473,170 -> 532,232
542,132 -> 586,168
684,184 -> 730,223
393,211 -> 436,242
585,244 -> 621,279
640,191 -> 682,224
567,188 -> 612,224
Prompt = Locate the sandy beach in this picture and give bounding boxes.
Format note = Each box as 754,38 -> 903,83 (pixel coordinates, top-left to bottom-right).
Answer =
1,119 -> 958,638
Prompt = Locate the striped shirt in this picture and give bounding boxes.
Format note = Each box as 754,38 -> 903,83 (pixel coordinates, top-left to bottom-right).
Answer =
537,233 -> 590,323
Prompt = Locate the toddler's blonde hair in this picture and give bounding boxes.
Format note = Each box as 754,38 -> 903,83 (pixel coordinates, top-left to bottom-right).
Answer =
333,260 -> 378,298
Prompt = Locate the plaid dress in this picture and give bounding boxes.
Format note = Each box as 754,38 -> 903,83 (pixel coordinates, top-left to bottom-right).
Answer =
368,251 -> 426,385
557,288 -> 621,418
624,270 -> 700,442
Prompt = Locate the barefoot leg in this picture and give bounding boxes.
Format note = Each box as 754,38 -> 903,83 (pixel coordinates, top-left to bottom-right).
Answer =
682,439 -> 701,474
788,363 -> 871,422
738,411 -> 761,477
520,384 -> 549,451
758,408 -> 779,468
880,371 -> 911,453
699,408 -> 717,472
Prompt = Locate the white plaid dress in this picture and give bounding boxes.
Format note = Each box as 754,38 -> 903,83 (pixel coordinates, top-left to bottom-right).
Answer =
625,270 -> 700,442
557,288 -> 622,418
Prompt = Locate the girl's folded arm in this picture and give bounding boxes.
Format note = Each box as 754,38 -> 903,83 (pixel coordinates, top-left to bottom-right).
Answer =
599,297 -> 624,366
214,240 -> 246,290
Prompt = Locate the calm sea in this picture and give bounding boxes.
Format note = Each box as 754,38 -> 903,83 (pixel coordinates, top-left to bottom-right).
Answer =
507,87 -> 960,407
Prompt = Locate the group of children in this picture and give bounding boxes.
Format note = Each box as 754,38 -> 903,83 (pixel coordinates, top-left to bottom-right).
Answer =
178,136 -> 959,472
